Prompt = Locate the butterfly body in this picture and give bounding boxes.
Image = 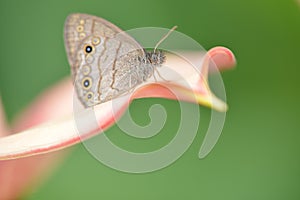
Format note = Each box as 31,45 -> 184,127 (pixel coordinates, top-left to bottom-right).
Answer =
64,14 -> 165,107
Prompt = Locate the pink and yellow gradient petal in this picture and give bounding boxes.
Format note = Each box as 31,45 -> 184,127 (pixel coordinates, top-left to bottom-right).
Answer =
0,47 -> 235,161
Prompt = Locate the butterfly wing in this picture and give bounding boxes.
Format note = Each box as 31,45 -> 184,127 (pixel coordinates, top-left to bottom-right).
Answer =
64,13 -> 147,107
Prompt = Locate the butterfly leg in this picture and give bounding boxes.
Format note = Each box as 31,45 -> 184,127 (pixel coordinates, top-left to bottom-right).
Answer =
154,68 -> 170,82
153,72 -> 158,82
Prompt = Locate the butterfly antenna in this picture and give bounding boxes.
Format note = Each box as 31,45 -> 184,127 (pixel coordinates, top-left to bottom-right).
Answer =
154,26 -> 177,53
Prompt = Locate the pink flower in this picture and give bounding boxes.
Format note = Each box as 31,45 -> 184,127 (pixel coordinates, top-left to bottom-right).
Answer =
0,47 -> 235,199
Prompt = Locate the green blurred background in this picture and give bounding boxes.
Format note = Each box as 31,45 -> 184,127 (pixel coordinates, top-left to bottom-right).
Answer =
1,0 -> 300,199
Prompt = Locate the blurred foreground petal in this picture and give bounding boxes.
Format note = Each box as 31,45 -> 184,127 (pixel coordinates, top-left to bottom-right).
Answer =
0,79 -> 73,199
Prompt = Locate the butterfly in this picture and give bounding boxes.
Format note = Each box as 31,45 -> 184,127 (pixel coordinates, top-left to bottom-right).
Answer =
64,13 -> 174,108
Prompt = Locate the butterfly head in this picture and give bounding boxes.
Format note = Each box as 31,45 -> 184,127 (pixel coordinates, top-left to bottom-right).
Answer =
146,50 -> 166,67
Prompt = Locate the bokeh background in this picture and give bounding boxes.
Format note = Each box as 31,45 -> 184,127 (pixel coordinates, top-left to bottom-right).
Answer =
0,0 -> 300,199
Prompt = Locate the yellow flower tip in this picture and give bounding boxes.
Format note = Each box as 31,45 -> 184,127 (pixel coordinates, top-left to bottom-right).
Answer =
194,92 -> 228,112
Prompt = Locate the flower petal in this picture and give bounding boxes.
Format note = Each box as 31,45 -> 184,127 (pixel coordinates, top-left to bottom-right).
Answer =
134,47 -> 236,111
0,79 -> 73,199
0,47 -> 235,160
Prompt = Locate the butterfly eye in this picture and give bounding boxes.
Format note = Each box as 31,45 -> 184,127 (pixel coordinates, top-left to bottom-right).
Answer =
92,37 -> 101,45
85,92 -> 94,101
79,32 -> 86,39
79,19 -> 85,25
82,77 -> 92,90
84,45 -> 94,54
82,65 -> 91,75
76,25 -> 84,32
